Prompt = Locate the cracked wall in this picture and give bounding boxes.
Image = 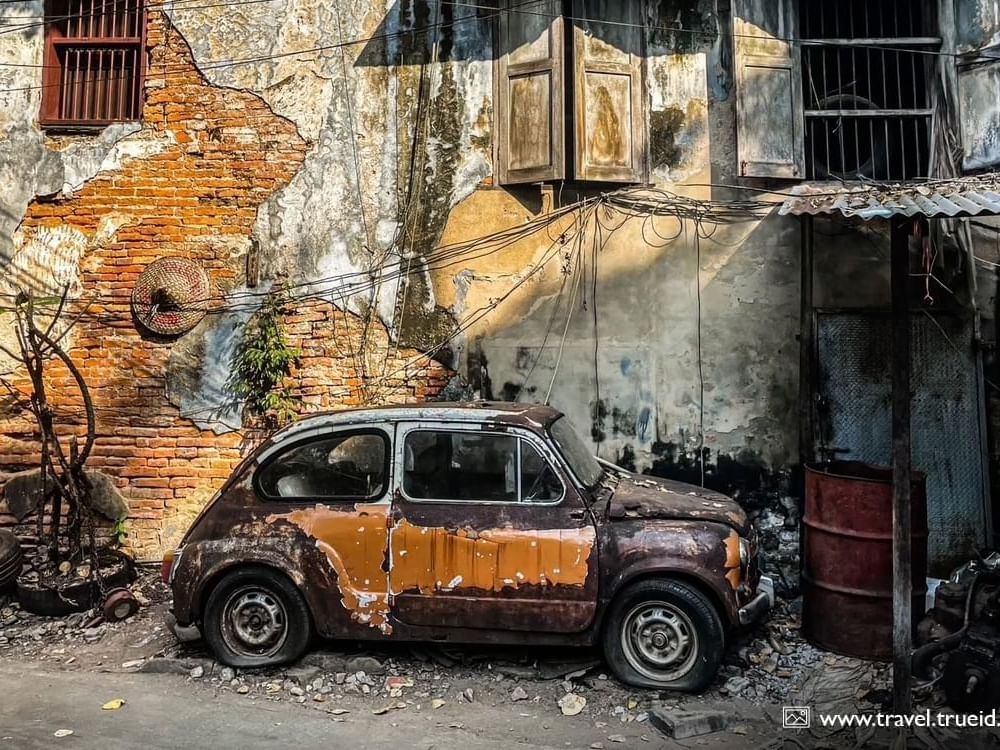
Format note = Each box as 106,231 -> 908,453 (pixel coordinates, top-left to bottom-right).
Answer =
0,12 -> 450,557
0,0 -> 810,558
426,0 -> 799,499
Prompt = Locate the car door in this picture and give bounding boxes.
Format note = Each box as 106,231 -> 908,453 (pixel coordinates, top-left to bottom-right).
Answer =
254,426 -> 394,633
387,421 -> 598,633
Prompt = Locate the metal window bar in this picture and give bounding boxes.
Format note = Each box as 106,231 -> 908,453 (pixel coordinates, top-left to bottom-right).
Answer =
799,0 -> 938,181
55,43 -> 140,122
43,0 -> 144,125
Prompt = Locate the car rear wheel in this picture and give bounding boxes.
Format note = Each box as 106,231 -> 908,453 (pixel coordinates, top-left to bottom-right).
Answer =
203,567 -> 312,668
602,578 -> 724,691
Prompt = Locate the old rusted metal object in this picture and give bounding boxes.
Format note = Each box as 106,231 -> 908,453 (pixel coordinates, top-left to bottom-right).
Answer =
102,588 -> 139,622
802,461 -> 928,660
165,402 -> 773,691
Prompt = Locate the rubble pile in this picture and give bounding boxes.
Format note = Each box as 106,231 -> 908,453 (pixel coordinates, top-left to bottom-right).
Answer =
0,566 -> 170,658
723,597 -> 824,703
746,495 -> 801,597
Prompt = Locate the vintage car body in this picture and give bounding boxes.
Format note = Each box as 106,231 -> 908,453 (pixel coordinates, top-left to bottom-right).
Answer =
166,402 -> 772,690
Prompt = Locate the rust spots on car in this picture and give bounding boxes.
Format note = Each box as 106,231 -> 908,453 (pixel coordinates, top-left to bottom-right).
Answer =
388,523 -> 594,594
723,529 -> 742,590
267,503 -> 596,633
267,505 -> 392,632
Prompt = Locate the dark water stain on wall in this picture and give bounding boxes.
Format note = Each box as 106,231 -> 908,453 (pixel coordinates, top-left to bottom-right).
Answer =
590,399 -> 608,443
649,107 -> 686,169
392,6 -> 473,357
627,440 -> 791,509
648,0 -> 717,54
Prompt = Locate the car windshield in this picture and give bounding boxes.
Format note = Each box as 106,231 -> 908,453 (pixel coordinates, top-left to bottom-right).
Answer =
549,416 -> 603,489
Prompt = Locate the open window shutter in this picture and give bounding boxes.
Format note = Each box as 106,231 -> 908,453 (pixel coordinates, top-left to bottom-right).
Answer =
954,1 -> 1000,171
733,0 -> 804,178
570,0 -> 646,183
496,0 -> 565,185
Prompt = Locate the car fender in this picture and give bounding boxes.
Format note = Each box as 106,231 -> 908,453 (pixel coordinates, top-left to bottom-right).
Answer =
600,557 -> 739,629
170,533 -> 332,627
597,519 -> 743,630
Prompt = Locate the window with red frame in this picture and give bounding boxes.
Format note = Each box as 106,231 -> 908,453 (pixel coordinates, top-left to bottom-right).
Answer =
41,0 -> 146,128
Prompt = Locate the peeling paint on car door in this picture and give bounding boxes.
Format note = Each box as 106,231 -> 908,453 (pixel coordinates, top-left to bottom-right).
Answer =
387,422 -> 599,633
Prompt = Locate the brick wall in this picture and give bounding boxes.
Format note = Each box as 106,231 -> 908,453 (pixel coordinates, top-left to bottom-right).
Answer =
0,13 -> 451,560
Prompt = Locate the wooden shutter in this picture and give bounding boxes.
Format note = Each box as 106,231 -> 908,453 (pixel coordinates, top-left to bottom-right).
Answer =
955,1 -> 1000,171
496,0 -> 565,185
733,0 -> 804,178
570,0 -> 646,183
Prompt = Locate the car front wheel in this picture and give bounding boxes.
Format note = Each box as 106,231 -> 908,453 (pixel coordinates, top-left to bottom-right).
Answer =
602,578 -> 724,691
203,567 -> 312,668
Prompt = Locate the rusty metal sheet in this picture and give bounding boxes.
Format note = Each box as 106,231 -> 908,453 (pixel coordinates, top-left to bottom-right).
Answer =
778,177 -> 1000,219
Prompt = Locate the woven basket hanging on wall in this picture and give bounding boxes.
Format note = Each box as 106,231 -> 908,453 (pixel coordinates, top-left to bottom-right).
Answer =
131,258 -> 212,336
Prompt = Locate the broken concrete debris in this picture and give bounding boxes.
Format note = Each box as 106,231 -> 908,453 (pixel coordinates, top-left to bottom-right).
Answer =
648,708 -> 728,739
558,693 -> 587,716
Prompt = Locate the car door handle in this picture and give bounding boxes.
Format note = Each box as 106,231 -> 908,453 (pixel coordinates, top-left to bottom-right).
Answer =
568,509 -> 586,520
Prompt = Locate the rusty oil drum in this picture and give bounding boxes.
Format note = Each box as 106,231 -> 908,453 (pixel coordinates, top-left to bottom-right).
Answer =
802,461 -> 928,660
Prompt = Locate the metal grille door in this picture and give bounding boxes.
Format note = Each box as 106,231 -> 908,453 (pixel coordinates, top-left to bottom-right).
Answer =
816,312 -> 989,572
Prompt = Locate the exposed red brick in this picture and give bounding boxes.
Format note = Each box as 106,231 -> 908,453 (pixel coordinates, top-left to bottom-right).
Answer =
0,13 -> 451,560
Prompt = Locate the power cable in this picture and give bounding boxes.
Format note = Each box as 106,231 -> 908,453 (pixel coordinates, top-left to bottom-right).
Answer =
0,0 -> 974,63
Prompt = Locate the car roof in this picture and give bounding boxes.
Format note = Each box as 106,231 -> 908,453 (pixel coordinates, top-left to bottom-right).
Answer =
268,401 -> 565,443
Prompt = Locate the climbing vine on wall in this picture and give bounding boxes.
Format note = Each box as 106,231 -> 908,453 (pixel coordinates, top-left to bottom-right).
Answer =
228,287 -> 301,430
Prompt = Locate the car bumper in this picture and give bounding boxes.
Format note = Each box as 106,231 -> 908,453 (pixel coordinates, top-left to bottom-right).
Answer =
166,609 -> 202,643
738,575 -> 775,626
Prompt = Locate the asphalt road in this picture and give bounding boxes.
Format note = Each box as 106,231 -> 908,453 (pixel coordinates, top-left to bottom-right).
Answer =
0,662 -> 673,750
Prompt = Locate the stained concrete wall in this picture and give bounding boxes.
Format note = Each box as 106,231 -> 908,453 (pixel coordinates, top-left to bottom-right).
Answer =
0,0 -> 806,505
20,0 -> 997,563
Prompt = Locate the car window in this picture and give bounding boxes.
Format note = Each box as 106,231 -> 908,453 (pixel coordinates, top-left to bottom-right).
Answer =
403,430 -> 563,504
403,431 -> 517,502
550,416 -> 603,488
520,441 -> 563,503
256,432 -> 387,500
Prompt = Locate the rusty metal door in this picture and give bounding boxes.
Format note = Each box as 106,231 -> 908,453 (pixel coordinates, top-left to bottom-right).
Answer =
815,311 -> 991,573
387,423 -> 599,632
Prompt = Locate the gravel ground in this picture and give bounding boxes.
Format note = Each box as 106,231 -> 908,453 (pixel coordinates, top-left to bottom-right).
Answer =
9,567 -> 995,748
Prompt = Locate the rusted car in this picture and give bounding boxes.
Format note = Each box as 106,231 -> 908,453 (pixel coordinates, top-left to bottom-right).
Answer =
164,403 -> 772,690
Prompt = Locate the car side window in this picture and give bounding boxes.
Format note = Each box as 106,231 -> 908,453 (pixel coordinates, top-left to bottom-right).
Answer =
520,440 -> 563,503
402,430 -> 563,504
256,432 -> 387,500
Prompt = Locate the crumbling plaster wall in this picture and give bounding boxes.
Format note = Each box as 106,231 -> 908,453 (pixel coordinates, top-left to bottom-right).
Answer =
0,10 -> 452,558
429,0 -> 802,499
0,0 -> 809,556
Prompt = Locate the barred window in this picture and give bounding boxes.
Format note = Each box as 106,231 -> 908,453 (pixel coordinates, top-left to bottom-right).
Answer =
800,0 -> 938,181
41,0 -> 146,128
733,0 -> 940,181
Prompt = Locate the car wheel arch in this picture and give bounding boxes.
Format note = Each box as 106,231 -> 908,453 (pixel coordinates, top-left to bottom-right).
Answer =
194,560 -> 311,625
600,567 -> 733,634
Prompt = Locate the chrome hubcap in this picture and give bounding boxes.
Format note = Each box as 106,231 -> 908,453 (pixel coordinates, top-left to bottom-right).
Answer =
620,600 -> 699,683
222,587 -> 287,656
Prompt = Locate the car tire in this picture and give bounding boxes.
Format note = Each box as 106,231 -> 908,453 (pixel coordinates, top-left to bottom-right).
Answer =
203,567 -> 312,668
0,530 -> 22,590
602,578 -> 724,692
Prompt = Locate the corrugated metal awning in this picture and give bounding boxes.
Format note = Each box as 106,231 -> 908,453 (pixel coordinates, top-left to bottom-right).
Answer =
778,176 -> 1000,220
